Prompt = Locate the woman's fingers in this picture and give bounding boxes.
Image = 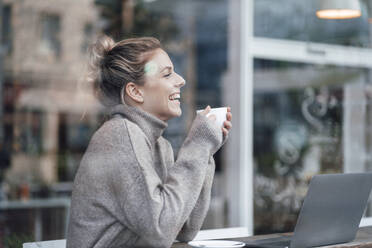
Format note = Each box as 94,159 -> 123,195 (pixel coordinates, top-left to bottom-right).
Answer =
225,107 -> 232,129
226,107 -> 232,122
224,120 -> 232,130
223,107 -> 232,137
226,112 -> 232,122
200,105 -> 211,116
200,105 -> 216,122
200,106 -> 232,132
222,127 -> 228,137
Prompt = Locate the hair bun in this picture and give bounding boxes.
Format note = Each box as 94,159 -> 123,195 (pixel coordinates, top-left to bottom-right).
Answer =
89,35 -> 115,69
86,35 -> 115,94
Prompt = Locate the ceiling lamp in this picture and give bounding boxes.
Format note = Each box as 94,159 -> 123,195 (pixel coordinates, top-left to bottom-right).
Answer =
316,0 -> 362,19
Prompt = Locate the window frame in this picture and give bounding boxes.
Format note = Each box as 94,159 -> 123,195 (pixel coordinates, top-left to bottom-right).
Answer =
232,0 -> 372,234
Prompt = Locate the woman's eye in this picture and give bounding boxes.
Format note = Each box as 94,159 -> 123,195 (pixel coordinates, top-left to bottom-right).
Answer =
164,73 -> 172,78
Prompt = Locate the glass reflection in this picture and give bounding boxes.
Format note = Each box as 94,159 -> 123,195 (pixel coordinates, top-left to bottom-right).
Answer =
254,59 -> 371,234
254,0 -> 370,47
0,0 -> 229,242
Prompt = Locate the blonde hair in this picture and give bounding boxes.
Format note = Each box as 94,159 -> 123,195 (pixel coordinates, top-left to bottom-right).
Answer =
87,35 -> 162,106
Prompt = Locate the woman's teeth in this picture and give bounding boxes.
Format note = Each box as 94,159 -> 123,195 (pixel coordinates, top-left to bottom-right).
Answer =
169,93 -> 180,101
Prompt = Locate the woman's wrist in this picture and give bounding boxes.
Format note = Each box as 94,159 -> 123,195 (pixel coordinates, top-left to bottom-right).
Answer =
185,114 -> 223,154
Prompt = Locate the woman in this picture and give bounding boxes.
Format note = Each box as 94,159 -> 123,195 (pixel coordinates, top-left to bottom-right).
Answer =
67,35 -> 232,248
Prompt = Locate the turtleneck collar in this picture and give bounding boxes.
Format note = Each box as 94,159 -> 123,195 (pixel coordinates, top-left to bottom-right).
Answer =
109,100 -> 168,145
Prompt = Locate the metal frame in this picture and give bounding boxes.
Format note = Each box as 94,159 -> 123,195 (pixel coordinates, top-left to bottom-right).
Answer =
252,37 -> 372,68
0,0 -> 4,143
239,0 -> 254,235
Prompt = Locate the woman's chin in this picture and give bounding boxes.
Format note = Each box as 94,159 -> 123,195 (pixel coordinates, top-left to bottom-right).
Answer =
169,109 -> 182,119
175,108 -> 182,117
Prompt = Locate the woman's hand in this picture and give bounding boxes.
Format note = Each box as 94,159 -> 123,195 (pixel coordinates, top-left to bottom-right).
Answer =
200,106 -> 232,137
222,107 -> 232,137
200,105 -> 216,122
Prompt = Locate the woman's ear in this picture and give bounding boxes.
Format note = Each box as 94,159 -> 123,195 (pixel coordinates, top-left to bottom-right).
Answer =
125,82 -> 144,103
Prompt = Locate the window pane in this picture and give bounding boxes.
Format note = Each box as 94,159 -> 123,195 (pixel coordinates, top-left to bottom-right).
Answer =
0,0 -> 230,241
40,14 -> 61,58
253,58 -> 372,234
1,5 -> 12,55
254,0 -> 371,47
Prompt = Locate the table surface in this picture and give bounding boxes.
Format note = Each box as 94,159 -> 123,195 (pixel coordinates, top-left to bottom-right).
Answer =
172,226 -> 372,248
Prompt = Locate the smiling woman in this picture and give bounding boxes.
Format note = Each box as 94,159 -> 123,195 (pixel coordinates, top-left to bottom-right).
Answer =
66,35 -> 232,248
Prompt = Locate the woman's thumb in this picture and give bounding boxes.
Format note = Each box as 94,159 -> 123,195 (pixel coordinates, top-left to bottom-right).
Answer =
200,105 -> 211,116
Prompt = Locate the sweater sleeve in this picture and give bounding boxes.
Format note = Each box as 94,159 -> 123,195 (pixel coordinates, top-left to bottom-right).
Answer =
112,114 -> 223,248
176,156 -> 216,242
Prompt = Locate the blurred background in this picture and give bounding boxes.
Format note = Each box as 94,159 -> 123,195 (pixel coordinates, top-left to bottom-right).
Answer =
1,0 -> 372,245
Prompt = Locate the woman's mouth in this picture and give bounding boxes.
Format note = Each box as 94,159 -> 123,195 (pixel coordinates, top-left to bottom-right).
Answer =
169,93 -> 181,103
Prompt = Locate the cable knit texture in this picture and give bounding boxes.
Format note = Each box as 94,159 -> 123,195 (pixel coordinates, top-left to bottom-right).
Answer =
66,100 -> 226,248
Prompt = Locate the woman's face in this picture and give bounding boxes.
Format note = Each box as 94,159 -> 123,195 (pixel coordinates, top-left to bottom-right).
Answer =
139,48 -> 186,121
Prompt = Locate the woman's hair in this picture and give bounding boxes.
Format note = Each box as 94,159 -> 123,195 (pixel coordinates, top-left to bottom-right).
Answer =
87,35 -> 162,106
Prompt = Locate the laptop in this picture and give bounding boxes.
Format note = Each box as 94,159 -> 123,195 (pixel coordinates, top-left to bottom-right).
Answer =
244,173 -> 372,248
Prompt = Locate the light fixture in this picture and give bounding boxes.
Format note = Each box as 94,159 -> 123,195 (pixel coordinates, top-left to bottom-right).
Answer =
316,0 -> 362,19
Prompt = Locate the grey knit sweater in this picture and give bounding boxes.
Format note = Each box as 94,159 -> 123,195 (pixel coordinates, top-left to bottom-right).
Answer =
66,101 -> 224,248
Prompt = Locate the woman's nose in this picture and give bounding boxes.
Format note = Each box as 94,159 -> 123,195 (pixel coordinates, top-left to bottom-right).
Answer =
175,73 -> 186,88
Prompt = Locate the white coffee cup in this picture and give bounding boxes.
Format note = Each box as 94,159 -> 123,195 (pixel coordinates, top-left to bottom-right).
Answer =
197,107 -> 227,128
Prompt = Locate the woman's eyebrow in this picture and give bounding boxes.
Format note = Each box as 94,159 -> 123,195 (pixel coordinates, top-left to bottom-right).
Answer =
160,66 -> 172,73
